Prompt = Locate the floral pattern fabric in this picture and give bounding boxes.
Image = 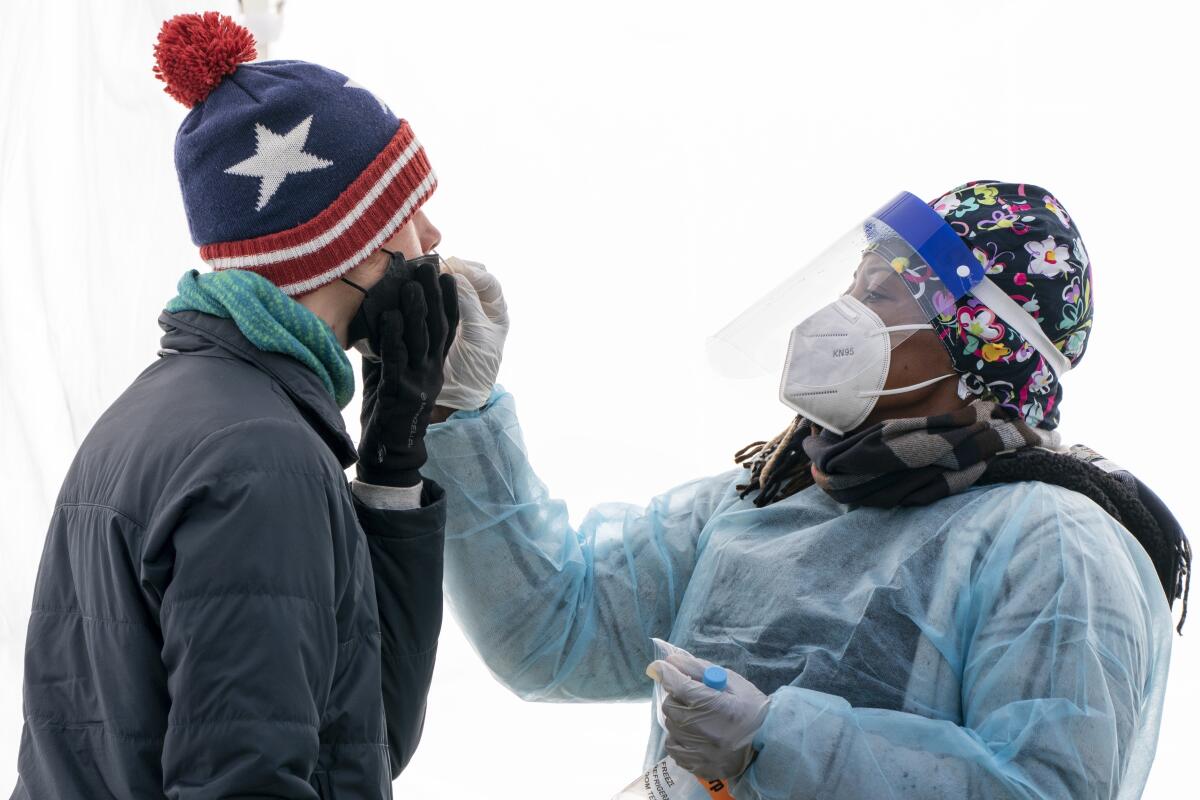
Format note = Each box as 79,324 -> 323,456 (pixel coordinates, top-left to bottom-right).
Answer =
897,180 -> 1093,429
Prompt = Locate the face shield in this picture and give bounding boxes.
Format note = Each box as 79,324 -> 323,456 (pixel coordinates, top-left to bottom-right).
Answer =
709,191 -> 996,434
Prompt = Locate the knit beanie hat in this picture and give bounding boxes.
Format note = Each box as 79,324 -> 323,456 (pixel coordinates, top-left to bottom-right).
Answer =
913,180 -> 1093,429
153,12 -> 436,296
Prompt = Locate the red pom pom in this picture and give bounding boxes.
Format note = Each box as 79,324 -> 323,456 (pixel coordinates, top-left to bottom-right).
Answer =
153,12 -> 257,108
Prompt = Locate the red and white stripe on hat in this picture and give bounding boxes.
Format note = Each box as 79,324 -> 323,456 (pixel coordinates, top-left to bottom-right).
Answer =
199,121 -> 436,296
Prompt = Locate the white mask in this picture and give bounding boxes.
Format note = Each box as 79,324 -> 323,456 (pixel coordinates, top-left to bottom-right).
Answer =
779,295 -> 954,436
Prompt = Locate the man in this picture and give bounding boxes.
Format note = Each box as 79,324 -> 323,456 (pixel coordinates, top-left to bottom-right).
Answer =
11,12 -> 464,798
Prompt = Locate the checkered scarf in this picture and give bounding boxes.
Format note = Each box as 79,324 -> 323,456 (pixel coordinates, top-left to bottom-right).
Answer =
737,400 -> 1054,507
807,401 -> 1058,506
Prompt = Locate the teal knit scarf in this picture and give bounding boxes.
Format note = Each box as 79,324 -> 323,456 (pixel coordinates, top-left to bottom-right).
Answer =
165,269 -> 355,409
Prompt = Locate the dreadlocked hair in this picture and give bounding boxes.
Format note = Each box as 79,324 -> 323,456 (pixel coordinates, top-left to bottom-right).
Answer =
980,449 -> 1191,633
735,415 -> 815,507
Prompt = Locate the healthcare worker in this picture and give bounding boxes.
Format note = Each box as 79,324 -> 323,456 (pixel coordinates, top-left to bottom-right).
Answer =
11,13 -> 466,798
422,181 -> 1190,798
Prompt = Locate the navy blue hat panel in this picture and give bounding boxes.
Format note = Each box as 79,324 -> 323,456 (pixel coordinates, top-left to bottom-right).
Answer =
174,60 -> 400,245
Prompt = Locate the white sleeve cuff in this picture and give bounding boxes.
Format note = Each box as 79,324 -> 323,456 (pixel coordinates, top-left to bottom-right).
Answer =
350,479 -> 424,510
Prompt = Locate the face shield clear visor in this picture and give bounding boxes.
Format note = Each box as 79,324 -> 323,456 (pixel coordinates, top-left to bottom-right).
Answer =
708,191 -> 989,383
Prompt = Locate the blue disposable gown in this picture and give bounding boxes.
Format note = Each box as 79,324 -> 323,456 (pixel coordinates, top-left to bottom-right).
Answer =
423,389 -> 1173,799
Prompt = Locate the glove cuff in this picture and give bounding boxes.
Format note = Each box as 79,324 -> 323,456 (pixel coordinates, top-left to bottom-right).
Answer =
355,463 -> 423,488
436,383 -> 493,411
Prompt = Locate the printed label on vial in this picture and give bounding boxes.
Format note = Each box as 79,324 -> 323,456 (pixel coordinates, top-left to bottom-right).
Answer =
640,759 -> 678,799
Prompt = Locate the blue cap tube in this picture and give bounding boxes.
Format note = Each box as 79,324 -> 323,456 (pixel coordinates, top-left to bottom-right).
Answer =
703,665 -> 728,692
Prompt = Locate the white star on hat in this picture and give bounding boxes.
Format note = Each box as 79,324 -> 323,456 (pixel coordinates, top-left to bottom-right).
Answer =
224,115 -> 334,211
344,78 -> 390,113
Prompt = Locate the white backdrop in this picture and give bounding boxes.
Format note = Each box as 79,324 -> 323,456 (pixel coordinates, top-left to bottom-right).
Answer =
1,0 -> 1196,796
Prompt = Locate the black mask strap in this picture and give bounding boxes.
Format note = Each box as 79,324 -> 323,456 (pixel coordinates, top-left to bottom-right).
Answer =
343,246 -> 408,296
341,276 -> 369,295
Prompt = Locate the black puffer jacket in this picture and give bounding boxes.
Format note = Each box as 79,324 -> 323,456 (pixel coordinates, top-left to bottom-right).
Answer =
10,309 -> 445,799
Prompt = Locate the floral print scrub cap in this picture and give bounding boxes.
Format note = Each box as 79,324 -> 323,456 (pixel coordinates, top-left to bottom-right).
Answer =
882,180 -> 1092,429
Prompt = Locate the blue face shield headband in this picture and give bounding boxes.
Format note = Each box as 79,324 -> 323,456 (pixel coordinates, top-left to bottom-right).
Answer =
869,192 -> 1072,379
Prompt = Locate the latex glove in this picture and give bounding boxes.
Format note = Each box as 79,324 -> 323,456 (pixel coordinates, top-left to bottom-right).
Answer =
437,257 -> 509,410
357,257 -> 459,486
648,644 -> 771,782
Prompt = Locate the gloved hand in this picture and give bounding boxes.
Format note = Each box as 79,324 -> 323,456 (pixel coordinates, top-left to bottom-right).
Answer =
356,256 -> 459,487
437,257 -> 509,410
648,643 -> 771,782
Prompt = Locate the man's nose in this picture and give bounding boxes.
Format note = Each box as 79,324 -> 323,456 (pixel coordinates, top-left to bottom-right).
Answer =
420,216 -> 442,253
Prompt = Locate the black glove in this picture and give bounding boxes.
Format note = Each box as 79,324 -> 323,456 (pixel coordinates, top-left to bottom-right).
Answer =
356,253 -> 459,487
